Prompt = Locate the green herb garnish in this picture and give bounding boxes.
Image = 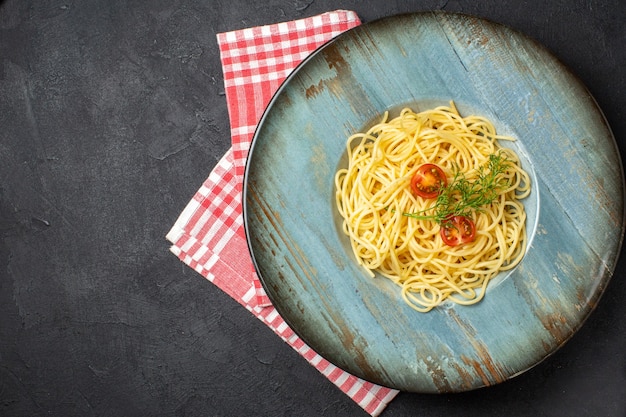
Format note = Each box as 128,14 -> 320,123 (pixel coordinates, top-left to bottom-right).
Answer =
402,152 -> 510,223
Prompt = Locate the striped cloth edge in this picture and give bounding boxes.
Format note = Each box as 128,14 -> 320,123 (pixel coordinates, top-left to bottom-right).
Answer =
166,10 -> 399,416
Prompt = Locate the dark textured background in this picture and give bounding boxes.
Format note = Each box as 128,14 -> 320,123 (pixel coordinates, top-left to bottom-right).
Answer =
1,1 -> 624,416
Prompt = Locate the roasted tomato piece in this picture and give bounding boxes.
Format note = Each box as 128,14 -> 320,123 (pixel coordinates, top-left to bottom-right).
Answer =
411,164 -> 447,199
440,215 -> 476,246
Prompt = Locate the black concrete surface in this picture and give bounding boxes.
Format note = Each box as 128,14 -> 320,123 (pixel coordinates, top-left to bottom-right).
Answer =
1,1 -> 624,416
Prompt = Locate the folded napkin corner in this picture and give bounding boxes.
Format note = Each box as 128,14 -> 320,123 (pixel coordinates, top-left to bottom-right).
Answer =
168,10 -> 400,416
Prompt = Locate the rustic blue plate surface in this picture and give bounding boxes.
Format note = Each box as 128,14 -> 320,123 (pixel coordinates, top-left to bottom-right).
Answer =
243,12 -> 624,392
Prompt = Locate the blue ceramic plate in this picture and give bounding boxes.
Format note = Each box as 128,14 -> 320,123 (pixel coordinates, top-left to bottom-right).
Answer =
243,12 -> 624,392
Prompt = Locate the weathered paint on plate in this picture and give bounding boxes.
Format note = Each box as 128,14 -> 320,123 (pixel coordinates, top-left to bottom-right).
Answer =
242,12 -> 624,392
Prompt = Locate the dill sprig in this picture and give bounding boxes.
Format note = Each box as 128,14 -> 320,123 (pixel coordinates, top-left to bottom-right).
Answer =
402,152 -> 510,223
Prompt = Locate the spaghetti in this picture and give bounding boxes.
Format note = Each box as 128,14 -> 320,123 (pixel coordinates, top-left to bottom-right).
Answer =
334,103 -> 530,312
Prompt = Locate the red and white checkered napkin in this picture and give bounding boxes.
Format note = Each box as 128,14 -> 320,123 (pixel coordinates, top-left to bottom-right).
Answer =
166,10 -> 399,416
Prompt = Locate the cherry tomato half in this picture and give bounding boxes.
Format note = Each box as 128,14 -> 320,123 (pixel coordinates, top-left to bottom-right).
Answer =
440,215 -> 476,246
410,164 -> 447,199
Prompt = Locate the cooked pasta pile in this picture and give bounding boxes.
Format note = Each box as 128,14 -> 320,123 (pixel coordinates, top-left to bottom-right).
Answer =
334,103 -> 530,312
